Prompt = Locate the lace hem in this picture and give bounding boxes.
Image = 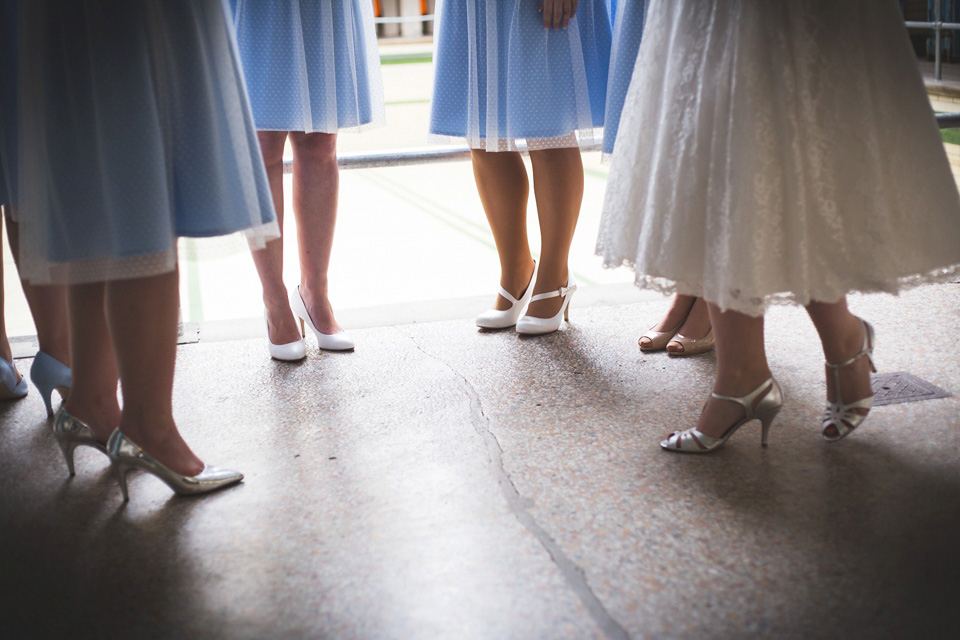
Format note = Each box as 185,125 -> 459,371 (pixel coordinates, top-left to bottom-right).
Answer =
427,128 -> 604,153
599,256 -> 960,317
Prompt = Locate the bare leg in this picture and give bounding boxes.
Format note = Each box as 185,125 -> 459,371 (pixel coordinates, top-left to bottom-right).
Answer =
806,297 -> 874,438
0,215 -> 15,373
251,131 -> 302,345
471,149 -> 535,311
289,131 -> 342,335
527,147 -> 583,318
693,304 -> 772,439
5,213 -> 70,365
106,269 -> 203,476
63,283 -> 120,441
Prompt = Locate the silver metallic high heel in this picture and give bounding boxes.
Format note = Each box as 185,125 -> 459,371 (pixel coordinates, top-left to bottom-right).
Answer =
106,430 -> 244,501
52,407 -> 108,476
661,378 -> 784,454
822,319 -> 876,442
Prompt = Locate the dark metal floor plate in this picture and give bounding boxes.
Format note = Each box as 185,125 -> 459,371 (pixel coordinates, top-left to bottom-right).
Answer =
872,372 -> 952,407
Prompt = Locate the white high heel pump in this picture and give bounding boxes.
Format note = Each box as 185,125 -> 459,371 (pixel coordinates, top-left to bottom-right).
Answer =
476,261 -> 538,330
264,310 -> 307,362
515,272 -> 577,336
290,286 -> 355,351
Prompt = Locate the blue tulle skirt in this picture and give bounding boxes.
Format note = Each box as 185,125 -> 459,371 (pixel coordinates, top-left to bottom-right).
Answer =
430,0 -> 613,151
17,0 -> 278,285
604,0 -> 648,155
230,0 -> 385,133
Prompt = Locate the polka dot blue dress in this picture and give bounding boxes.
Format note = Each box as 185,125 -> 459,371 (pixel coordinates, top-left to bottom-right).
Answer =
230,0 -> 385,133
604,0 -> 648,156
430,0 -> 613,151
0,0 -> 18,208
16,0 -> 278,285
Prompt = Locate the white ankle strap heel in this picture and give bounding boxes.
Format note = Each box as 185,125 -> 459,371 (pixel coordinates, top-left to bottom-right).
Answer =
515,273 -> 576,336
476,261 -> 537,329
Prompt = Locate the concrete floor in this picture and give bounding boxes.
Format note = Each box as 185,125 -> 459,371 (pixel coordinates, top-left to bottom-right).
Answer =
1,283 -> 959,639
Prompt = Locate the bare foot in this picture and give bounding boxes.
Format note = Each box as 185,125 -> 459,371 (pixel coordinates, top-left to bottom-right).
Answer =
264,290 -> 302,345
63,399 -> 121,444
299,284 -> 343,336
120,418 -> 204,477
694,371 -> 773,439
525,266 -> 569,319
494,259 -> 536,312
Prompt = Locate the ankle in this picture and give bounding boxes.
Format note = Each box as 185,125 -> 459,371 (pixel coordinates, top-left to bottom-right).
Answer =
713,368 -> 772,396
65,397 -> 121,437
822,316 -> 865,364
499,260 -> 535,293
298,281 -> 331,308
263,287 -> 291,311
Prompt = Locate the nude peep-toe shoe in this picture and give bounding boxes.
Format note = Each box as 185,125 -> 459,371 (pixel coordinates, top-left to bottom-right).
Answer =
667,329 -> 715,357
638,319 -> 684,352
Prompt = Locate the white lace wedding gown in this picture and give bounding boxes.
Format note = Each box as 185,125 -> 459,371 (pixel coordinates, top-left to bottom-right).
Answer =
597,0 -> 960,316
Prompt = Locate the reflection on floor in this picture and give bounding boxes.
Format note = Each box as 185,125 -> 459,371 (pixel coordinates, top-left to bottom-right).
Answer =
1,284 -> 958,639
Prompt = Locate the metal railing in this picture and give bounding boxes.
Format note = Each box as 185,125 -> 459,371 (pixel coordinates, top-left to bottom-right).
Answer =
280,115 -> 960,174
374,14 -> 434,26
906,0 -> 959,81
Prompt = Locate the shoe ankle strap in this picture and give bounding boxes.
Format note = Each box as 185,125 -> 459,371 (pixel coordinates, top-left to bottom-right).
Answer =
497,286 -> 521,305
530,283 -> 576,303
710,378 -> 775,415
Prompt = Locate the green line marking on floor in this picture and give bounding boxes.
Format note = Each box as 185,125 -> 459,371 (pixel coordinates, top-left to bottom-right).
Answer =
585,167 -> 609,181
363,172 -> 498,251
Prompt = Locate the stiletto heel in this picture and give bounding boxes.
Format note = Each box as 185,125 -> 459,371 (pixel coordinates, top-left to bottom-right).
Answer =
477,261 -> 538,329
0,357 -> 28,401
515,272 -> 577,336
113,461 -> 131,501
290,286 -> 355,351
106,430 -> 244,500
822,318 -> 876,442
51,408 -> 108,476
661,378 -> 784,454
30,351 -> 72,416
760,405 -> 782,447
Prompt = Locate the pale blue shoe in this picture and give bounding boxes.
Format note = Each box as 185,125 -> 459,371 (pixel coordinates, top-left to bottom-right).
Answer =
0,356 -> 28,400
30,351 -> 72,417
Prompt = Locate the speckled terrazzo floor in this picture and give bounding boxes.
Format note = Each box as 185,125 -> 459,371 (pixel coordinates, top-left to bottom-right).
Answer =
1,284 -> 959,639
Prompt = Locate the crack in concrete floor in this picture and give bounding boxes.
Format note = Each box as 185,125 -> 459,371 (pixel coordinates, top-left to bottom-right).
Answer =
395,326 -> 631,640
